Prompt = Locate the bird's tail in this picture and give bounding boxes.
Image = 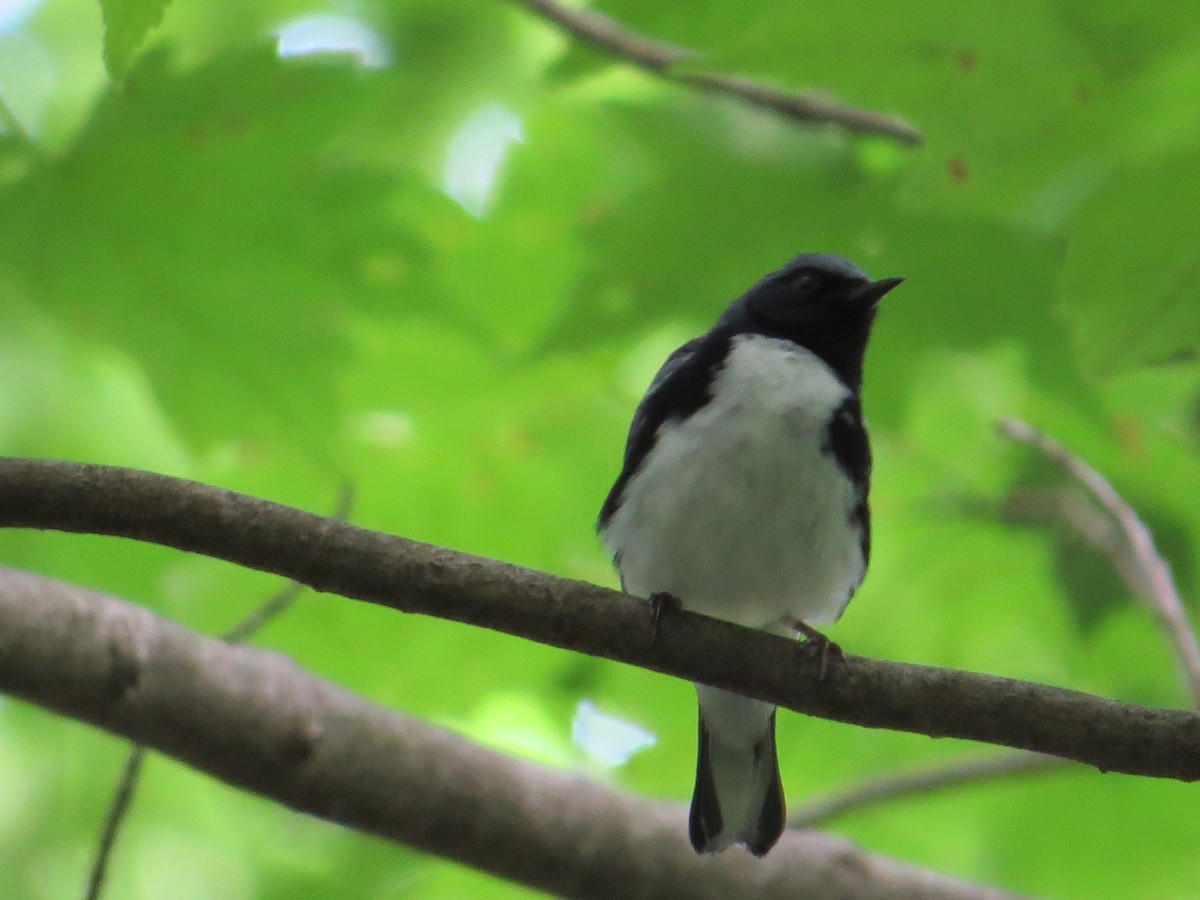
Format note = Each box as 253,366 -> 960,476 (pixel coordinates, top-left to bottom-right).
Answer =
689,685 -> 786,856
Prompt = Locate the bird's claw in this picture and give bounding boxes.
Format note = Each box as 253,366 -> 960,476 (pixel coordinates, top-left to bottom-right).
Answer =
648,591 -> 682,638
787,619 -> 843,681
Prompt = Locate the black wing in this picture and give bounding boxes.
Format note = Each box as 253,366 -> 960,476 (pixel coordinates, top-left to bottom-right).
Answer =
823,395 -> 872,567
597,331 -> 731,530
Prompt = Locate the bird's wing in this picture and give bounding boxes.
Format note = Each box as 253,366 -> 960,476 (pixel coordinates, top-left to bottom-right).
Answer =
598,334 -> 717,530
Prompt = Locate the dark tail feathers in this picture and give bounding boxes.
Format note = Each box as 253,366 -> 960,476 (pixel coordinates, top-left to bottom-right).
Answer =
689,704 -> 785,856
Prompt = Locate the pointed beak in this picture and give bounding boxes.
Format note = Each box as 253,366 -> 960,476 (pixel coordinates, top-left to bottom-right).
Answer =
852,276 -> 904,307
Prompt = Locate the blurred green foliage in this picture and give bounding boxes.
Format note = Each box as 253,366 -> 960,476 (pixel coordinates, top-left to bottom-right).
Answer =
1,0 -> 1199,897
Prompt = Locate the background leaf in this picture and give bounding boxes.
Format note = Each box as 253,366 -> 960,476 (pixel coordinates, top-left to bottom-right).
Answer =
1060,151 -> 1200,374
99,0 -> 172,76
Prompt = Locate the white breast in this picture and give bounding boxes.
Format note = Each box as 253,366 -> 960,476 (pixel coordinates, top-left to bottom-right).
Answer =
603,334 -> 866,629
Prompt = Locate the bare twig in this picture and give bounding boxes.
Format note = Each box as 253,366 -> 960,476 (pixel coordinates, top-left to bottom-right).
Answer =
82,483 -> 355,900
790,752 -> 1068,830
83,748 -> 146,900
513,0 -> 695,70
507,0 -> 922,144
999,418 -> 1200,707
2,459 -> 1200,780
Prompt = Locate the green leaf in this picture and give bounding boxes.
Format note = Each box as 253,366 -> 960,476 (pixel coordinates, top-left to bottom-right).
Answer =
100,0 -> 174,78
0,48 -> 433,453
1060,151 -> 1200,375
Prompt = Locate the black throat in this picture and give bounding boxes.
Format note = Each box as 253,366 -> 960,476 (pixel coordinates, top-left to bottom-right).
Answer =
735,308 -> 877,395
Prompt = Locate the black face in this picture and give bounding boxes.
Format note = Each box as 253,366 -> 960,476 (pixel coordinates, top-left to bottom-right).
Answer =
719,254 -> 903,391
747,261 -> 899,326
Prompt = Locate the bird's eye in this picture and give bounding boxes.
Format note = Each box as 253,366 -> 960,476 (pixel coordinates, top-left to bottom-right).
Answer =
788,270 -> 817,291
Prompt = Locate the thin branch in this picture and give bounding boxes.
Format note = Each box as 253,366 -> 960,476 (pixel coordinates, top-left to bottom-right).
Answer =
1,459 -> 1200,780
83,748 -> 146,900
513,0 -> 695,70
999,418 -> 1200,707
507,0 -> 922,144
790,752 -> 1069,830
788,491 -> 1116,831
795,484 -> 1118,833
0,568 -> 1022,900
83,482 -> 356,900
803,418 -> 1200,838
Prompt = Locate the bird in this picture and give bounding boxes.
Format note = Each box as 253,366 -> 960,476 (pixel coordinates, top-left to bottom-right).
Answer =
597,253 -> 901,856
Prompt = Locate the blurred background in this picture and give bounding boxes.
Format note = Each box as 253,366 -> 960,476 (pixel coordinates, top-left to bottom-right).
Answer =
1,0 -> 1199,897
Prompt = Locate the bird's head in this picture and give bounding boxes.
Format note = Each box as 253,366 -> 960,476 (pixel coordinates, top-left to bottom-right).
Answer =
718,253 -> 903,391
740,253 -> 901,327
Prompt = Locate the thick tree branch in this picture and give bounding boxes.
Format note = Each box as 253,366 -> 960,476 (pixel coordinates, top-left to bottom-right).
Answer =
0,568 -> 1019,900
507,0 -> 923,144
84,583 -> 311,900
1,458 -> 1200,779
85,486 -> 353,900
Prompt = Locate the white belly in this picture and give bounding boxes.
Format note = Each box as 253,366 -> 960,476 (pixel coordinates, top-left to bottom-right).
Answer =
603,335 -> 865,629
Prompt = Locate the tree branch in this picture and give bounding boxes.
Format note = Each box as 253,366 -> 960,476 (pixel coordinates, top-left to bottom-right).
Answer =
999,419 -> 1200,706
1,458 -> 1199,779
805,418 -> 1200,840
801,418 -> 1200,830
84,586 -> 312,900
84,745 -> 146,900
507,0 -> 922,144
83,483 -> 356,900
0,567 -> 1020,900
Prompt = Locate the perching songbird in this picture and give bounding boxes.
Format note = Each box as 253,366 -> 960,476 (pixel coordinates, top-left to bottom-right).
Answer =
597,253 -> 900,856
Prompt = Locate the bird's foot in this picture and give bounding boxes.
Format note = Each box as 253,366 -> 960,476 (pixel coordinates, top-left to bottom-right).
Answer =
787,619 -> 843,681
648,592 -> 682,638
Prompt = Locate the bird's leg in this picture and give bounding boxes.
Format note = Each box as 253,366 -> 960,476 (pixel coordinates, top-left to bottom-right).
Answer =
648,591 -> 682,638
786,619 -> 844,681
